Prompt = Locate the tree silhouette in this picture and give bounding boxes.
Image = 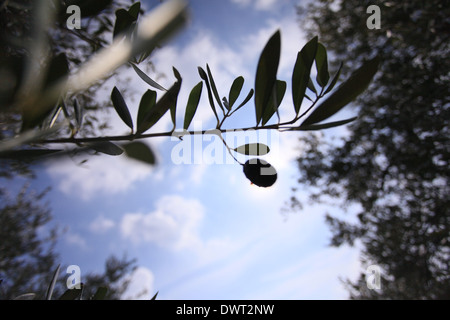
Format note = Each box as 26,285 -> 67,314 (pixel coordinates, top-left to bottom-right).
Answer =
293,0 -> 449,299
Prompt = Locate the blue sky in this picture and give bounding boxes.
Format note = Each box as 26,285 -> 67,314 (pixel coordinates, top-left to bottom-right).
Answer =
11,0 -> 366,299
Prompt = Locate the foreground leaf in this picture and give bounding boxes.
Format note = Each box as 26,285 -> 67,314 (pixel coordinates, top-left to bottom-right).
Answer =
131,63 -> 167,91
113,9 -> 136,39
46,264 -> 61,300
233,143 -> 270,156
206,64 -> 224,113
111,87 -> 133,130
91,287 -> 108,300
302,56 -> 380,125
184,82 -> 203,129
123,141 -> 156,165
136,68 -> 183,134
89,141 -> 124,156
137,89 -> 157,133
262,80 -> 286,126
198,66 -> 219,122
228,76 -> 244,110
292,36 -> 318,115
59,286 -> 83,300
13,293 -> 36,300
127,2 -> 141,19
323,62 -> 343,95
294,117 -> 358,131
255,30 -> 281,125
315,42 -> 329,87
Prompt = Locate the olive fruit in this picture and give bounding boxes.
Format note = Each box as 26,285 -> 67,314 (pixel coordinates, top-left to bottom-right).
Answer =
243,158 -> 277,188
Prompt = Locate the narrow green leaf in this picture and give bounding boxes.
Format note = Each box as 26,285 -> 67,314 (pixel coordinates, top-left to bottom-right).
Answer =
228,76 -> 244,110
123,141 -> 156,165
315,42 -> 329,87
136,79 -> 181,134
113,9 -> 135,39
323,62 -> 343,95
307,78 -> 317,95
184,82 -> 203,129
73,98 -> 83,128
198,66 -> 219,122
59,285 -> 83,300
262,80 -> 286,126
111,87 -> 133,130
235,89 -> 254,110
294,117 -> 358,131
131,63 -> 167,91
254,30 -> 281,125
206,64 -> 224,113
127,2 -> 141,19
302,56 -> 380,125
91,287 -> 108,300
137,89 -> 157,132
89,141 -> 124,156
233,143 -> 270,156
13,293 -> 36,300
292,36 -> 318,115
170,67 -> 182,129
46,264 -> 61,300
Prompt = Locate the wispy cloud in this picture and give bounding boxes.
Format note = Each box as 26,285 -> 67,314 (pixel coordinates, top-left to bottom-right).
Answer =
46,153 -> 154,201
120,195 -> 204,250
89,215 -> 115,234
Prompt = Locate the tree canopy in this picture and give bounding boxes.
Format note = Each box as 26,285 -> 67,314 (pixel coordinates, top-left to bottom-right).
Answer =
294,0 -> 449,299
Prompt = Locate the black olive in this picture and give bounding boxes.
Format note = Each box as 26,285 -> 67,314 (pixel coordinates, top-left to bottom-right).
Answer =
243,158 -> 277,187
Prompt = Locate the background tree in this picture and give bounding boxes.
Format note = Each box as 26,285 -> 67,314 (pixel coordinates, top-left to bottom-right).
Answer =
0,185 -> 137,299
294,0 -> 449,299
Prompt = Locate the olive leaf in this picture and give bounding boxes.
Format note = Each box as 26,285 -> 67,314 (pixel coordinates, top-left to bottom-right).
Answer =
136,89 -> 157,133
302,56 -> 380,125
184,82 -> 203,130
315,42 -> 329,87
113,8 -> 136,39
123,141 -> 156,165
228,76 -> 244,110
88,141 -> 124,156
255,30 -> 281,125
136,71 -> 181,134
262,80 -> 286,126
233,143 -> 270,156
131,63 -> 167,91
292,36 -> 318,115
198,66 -> 219,122
323,62 -> 343,95
293,117 -> 358,131
111,86 -> 133,130
206,64 -> 225,113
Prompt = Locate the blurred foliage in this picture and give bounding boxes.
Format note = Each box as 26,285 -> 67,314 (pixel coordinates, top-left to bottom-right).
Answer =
0,185 -> 138,299
294,0 -> 449,299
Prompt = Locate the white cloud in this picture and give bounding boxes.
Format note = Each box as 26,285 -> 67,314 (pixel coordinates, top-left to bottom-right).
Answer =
65,231 -> 88,250
121,267 -> 156,300
89,215 -> 115,234
46,153 -> 153,201
120,195 -> 204,250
